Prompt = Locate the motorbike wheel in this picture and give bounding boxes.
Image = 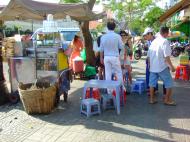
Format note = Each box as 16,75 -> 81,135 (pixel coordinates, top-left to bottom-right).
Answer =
172,48 -> 180,57
134,52 -> 141,60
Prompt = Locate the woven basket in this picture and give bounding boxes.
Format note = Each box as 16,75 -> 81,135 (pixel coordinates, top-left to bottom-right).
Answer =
18,82 -> 57,114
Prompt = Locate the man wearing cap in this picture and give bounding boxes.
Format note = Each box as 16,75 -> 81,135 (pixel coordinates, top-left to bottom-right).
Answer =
143,27 -> 157,91
147,27 -> 175,105
100,19 -> 124,84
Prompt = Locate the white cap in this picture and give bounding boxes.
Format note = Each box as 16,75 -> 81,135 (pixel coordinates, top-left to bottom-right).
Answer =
143,27 -> 153,36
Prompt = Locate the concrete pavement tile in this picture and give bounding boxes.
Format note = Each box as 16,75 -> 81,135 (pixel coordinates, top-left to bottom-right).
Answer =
42,135 -> 61,142
182,119 -> 190,142
185,134 -> 190,142
71,135 -> 92,142
22,139 -> 41,142
172,133 -> 186,142
182,119 -> 190,132
55,132 -> 79,142
41,135 -> 54,142
154,129 -> 171,137
158,133 -> 186,142
49,129 -> 68,137
40,128 -> 55,135
68,125 -> 85,132
44,123 -> 57,129
82,129 -> 95,136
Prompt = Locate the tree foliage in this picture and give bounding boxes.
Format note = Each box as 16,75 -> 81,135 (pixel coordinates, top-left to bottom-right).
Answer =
108,0 -> 153,21
143,7 -> 164,32
107,0 -> 163,34
2,25 -> 32,37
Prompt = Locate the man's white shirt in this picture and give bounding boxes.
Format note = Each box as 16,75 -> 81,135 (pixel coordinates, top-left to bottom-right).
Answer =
147,35 -> 171,73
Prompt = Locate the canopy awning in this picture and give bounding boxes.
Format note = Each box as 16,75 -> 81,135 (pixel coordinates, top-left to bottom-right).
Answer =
0,0 -> 105,21
159,0 -> 190,23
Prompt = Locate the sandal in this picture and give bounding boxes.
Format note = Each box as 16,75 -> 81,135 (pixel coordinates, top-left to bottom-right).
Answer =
164,101 -> 176,106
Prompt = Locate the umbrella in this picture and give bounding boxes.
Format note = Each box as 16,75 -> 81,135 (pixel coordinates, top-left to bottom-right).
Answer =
0,0 -> 105,21
172,21 -> 190,37
168,31 -> 186,38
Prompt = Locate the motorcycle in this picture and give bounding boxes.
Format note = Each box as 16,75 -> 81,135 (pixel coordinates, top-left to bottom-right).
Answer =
185,44 -> 190,57
171,42 -> 186,57
134,42 -> 148,60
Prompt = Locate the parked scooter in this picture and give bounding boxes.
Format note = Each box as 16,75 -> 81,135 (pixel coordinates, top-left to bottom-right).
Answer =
171,42 -> 186,57
134,41 -> 148,60
185,43 -> 190,57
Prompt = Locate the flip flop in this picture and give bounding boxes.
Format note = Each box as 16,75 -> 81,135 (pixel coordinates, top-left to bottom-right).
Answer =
164,101 -> 176,106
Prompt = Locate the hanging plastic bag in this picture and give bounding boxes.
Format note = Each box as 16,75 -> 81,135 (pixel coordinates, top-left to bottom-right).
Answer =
80,48 -> 86,62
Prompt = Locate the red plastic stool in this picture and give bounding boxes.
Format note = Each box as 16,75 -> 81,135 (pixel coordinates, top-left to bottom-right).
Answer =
86,88 -> 101,100
112,90 -> 127,106
175,65 -> 189,81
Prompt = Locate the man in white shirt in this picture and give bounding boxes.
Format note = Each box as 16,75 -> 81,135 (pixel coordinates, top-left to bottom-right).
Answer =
100,19 -> 124,83
143,27 -> 157,91
148,27 -> 176,105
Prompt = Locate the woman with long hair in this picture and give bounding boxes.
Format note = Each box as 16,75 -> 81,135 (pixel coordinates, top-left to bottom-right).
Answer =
69,32 -> 84,68
119,30 -> 132,86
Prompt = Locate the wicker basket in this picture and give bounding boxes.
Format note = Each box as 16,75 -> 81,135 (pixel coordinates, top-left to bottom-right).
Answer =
18,82 -> 57,114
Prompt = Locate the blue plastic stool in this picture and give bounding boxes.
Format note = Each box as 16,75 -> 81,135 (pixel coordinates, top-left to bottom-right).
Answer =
136,78 -> 146,89
131,81 -> 145,95
80,98 -> 101,117
101,94 -> 116,110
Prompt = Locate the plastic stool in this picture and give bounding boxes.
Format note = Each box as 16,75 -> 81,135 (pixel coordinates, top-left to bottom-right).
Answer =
131,81 -> 145,95
175,65 -> 189,81
80,98 -> 101,117
85,88 -> 101,100
101,94 -> 116,110
136,78 -> 146,89
112,90 -> 126,106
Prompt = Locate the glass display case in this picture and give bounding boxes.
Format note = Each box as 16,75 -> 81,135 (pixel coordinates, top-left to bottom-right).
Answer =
33,32 -> 68,79
35,32 -> 62,48
33,31 -> 70,102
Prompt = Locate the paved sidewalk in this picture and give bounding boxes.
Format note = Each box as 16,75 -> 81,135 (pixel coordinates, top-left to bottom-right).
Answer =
0,58 -> 190,142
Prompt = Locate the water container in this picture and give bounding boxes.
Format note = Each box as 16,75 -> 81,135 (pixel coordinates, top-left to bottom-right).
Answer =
72,57 -> 84,73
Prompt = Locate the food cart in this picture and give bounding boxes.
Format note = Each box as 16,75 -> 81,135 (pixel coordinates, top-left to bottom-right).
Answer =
7,16 -> 71,103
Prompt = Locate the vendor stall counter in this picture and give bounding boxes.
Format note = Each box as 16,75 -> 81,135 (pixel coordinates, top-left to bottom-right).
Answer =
9,30 -> 71,102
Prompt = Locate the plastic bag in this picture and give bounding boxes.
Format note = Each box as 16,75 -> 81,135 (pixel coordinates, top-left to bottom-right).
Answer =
84,65 -> 96,77
80,48 -> 86,62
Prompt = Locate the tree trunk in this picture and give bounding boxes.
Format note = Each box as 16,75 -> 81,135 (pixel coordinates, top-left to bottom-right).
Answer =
80,21 -> 95,66
0,20 -> 9,105
79,0 -> 96,66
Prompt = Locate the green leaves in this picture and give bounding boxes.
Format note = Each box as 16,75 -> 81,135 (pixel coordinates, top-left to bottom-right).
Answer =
59,0 -> 82,3
107,0 -> 165,35
140,0 -> 152,8
143,7 -> 164,32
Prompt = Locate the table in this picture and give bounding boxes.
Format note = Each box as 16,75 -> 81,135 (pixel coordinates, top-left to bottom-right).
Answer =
83,80 -> 123,115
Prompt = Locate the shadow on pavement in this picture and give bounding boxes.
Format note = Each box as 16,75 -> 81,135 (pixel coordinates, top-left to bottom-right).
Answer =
22,79 -> 190,142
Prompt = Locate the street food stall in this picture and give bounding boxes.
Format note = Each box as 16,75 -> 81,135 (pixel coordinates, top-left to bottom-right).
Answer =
2,15 -> 71,104
0,0 -> 104,113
